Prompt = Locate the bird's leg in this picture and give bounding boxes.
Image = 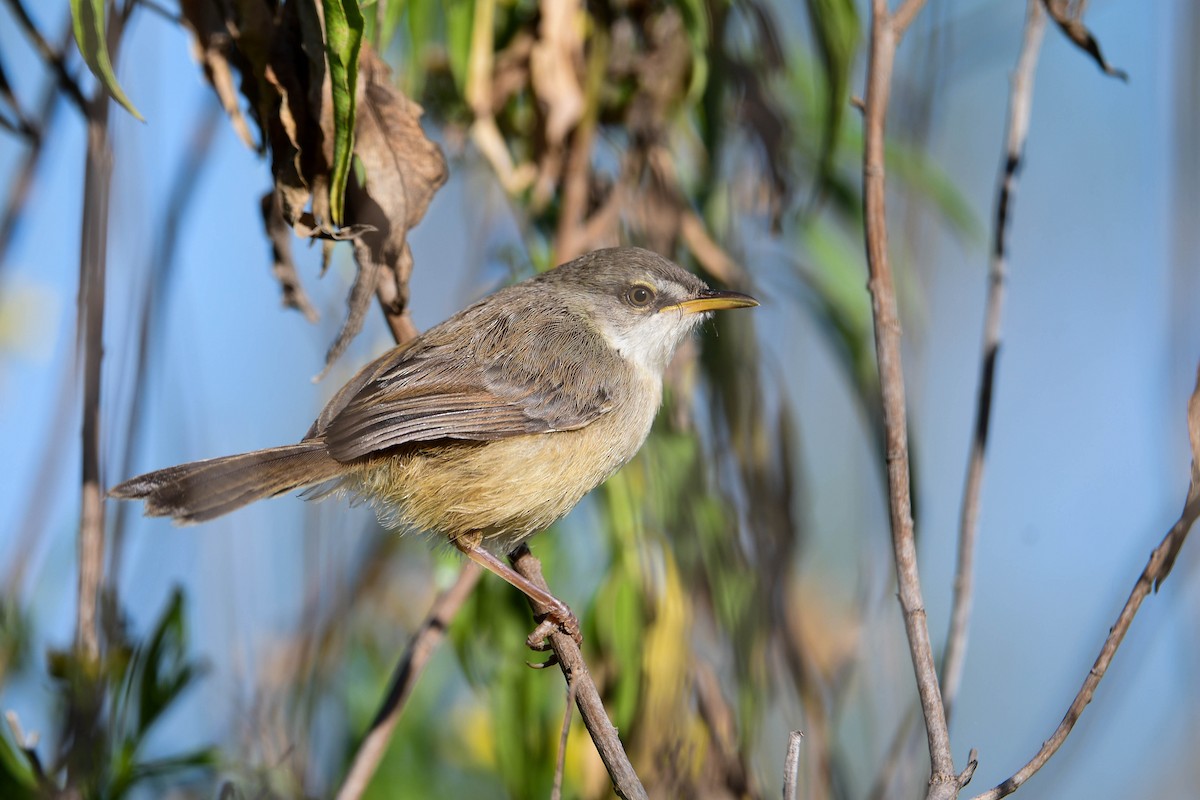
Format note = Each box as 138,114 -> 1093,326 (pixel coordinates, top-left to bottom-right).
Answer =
451,533 -> 582,649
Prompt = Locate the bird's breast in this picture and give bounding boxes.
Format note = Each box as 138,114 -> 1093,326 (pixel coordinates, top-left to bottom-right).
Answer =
347,371 -> 662,553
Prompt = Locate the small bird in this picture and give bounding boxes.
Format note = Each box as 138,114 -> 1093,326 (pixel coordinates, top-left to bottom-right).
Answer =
112,247 -> 757,642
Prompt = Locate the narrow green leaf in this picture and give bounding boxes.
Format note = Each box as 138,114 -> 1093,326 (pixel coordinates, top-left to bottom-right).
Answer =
444,0 -> 474,97
804,0 -> 859,198
70,0 -> 143,120
324,0 -> 366,226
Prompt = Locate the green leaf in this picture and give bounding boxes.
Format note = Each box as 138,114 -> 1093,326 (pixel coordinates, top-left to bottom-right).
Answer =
444,0 -> 474,97
324,0 -> 366,226
70,0 -> 143,120
804,0 -> 860,195
0,729 -> 38,800
379,0 -> 408,52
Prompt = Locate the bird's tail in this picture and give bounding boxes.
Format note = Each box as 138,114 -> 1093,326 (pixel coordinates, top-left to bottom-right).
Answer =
109,442 -> 344,524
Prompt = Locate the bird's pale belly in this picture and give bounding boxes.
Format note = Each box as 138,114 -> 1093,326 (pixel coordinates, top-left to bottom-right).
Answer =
346,394 -> 658,553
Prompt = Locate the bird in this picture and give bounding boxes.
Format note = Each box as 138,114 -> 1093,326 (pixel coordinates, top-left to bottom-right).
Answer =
111,246 -> 758,643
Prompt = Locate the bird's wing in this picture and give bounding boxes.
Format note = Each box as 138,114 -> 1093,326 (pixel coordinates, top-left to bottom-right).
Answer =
312,297 -> 623,462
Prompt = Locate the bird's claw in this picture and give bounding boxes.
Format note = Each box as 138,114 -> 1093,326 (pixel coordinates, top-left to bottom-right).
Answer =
525,608 -> 582,654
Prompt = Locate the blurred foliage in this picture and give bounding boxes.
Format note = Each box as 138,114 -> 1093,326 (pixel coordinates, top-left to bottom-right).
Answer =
0,0 -> 985,798
0,589 -> 213,798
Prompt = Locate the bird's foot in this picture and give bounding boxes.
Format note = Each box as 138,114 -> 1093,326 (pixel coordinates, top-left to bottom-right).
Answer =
526,602 -> 582,651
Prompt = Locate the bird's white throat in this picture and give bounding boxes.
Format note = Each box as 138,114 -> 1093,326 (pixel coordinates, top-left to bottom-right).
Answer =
595,308 -> 706,377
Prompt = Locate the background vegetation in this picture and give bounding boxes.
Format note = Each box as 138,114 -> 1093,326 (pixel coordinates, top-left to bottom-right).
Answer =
0,0 -> 1197,798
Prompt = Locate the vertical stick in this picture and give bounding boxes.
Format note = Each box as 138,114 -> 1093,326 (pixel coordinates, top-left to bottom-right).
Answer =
942,0 -> 1046,724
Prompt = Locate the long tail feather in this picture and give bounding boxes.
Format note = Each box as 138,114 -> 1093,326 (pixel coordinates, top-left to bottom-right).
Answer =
110,442 -> 343,523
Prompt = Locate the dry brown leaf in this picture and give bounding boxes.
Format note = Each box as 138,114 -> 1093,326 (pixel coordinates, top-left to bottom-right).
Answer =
1043,0 -> 1128,81
322,46 -> 446,370
180,2 -> 446,363
530,0 -> 584,148
528,0 -> 585,208
180,0 -> 256,148
261,191 -> 319,323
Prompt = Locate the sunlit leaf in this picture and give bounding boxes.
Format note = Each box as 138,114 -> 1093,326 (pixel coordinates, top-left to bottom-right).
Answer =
324,0 -> 366,225
70,0 -> 143,120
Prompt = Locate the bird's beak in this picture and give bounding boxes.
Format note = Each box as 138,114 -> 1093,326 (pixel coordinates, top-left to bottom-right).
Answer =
661,288 -> 759,315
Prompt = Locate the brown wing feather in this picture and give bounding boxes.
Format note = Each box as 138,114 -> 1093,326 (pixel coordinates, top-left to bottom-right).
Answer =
315,287 -> 622,462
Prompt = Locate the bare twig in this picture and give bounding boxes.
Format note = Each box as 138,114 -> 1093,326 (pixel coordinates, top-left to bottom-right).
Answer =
0,20 -> 71,267
942,0 -> 1046,725
971,366 -> 1200,798
550,678 -> 578,800
75,0 -> 133,663
1,0 -> 89,113
334,563 -> 482,800
509,545 -> 648,800
75,113 -> 112,662
861,2 -> 963,798
373,282 -> 420,345
969,494 -> 1200,799
782,730 -> 803,800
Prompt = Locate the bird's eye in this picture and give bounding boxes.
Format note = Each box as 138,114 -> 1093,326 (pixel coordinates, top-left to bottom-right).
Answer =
625,284 -> 655,307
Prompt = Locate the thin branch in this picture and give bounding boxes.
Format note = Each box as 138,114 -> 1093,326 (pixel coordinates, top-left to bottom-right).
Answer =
509,545 -> 648,800
892,0 -> 927,37
334,563 -> 483,800
942,0 -> 1046,725
550,678 -> 578,800
782,731 -> 803,800
0,21 -> 70,267
75,0 -> 132,663
861,2 -> 957,798
861,8 -> 978,784
1,0 -> 89,113
968,493 -> 1200,800
75,112 -> 112,662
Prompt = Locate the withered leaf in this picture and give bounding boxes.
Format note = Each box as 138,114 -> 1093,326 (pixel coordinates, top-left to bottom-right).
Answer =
261,191 -> 319,323
184,1 -> 446,364
320,45 -> 446,372
1042,0 -> 1129,82
180,0 -> 255,148
529,0 -> 585,196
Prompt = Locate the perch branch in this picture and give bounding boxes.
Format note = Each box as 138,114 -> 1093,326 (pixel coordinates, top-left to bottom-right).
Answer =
510,545 -> 648,800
